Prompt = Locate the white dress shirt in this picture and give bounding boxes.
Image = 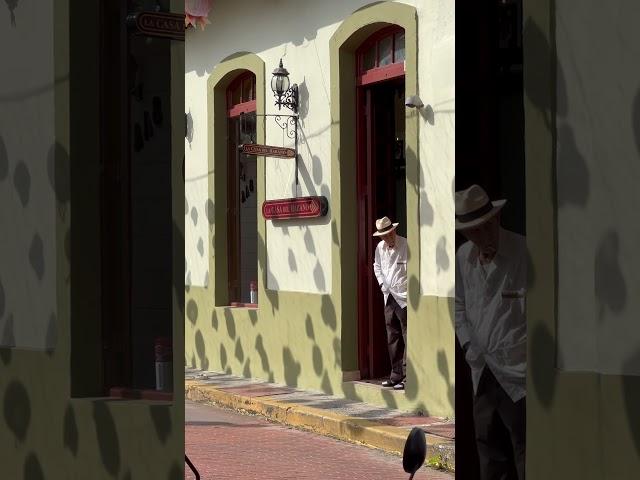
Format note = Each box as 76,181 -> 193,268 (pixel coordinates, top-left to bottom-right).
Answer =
373,235 -> 408,309
455,228 -> 527,402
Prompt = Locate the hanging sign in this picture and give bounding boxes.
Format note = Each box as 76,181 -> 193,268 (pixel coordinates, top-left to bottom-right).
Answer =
128,11 -> 185,41
262,196 -> 328,220
241,143 -> 296,159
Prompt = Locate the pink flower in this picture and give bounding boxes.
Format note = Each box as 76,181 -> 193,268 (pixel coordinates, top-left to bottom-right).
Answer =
185,0 -> 214,30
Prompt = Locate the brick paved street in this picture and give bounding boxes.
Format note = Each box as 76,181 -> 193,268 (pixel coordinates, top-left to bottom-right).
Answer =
185,401 -> 454,480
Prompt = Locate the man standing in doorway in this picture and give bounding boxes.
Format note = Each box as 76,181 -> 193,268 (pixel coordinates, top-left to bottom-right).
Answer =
455,185 -> 527,480
373,216 -> 408,391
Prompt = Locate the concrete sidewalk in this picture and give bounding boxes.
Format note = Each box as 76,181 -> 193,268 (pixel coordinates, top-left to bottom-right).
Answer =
185,368 -> 455,473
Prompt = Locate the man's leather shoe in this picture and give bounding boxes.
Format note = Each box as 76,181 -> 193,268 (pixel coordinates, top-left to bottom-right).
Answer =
381,379 -> 397,387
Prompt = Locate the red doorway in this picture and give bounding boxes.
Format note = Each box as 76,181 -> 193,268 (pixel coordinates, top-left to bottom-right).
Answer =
355,27 -> 407,381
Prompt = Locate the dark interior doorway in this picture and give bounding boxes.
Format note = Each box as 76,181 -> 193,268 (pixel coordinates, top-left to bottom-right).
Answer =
357,77 -> 406,381
128,32 -> 174,391
456,0 -> 525,478
100,0 -> 175,395
226,74 -> 258,306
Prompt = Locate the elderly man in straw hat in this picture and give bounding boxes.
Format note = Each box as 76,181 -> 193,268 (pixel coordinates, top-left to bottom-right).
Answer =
455,185 -> 527,480
373,216 -> 408,390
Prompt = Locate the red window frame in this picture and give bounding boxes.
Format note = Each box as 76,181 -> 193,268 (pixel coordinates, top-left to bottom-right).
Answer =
227,71 -> 257,118
356,26 -> 405,86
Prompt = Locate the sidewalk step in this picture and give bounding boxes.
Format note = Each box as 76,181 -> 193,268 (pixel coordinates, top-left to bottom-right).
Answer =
185,369 -> 455,473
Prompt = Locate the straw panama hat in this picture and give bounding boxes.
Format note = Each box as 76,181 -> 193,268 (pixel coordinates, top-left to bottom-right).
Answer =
455,185 -> 506,230
372,216 -> 399,237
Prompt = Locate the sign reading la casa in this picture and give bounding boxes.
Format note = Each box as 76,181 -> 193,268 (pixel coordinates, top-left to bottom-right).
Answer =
128,11 -> 185,41
262,196 -> 328,220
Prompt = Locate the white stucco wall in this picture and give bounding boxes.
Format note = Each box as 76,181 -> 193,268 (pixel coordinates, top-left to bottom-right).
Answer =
0,0 -> 60,349
554,0 -> 640,375
417,0 -> 455,298
185,0 -> 455,297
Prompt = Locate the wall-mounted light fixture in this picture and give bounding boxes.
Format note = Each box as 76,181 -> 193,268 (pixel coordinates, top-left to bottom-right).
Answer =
271,59 -> 299,113
405,95 -> 424,109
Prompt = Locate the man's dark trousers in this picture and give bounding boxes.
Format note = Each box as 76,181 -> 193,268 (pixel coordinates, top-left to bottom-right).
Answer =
473,367 -> 526,480
384,295 -> 407,382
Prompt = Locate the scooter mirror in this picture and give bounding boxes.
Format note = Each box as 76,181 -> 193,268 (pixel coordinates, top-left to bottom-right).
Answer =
402,427 -> 427,479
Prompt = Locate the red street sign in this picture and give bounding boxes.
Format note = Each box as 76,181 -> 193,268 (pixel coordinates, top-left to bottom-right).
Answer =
241,144 -> 296,159
129,12 -> 185,41
262,196 -> 328,220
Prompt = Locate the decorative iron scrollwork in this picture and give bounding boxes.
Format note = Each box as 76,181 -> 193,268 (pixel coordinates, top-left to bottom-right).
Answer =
242,112 -> 300,194
275,84 -> 299,113
274,114 -> 297,140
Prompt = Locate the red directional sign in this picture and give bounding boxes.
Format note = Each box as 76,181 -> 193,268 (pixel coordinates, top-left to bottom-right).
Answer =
241,144 -> 296,159
262,196 -> 328,220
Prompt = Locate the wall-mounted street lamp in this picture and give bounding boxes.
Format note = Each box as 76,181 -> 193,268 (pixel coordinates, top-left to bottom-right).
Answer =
271,59 -> 299,113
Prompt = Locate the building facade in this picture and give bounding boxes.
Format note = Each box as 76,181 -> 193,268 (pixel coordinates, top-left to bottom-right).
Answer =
0,1 -> 185,478
184,0 -> 455,417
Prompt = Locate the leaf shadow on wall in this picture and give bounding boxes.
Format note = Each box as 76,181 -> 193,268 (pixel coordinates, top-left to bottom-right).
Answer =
436,349 -> 455,412
63,404 -> 79,456
149,405 -> 172,445
13,160 -> 30,207
47,142 -> 71,206
259,234 -> 280,314
0,314 -> 16,365
29,233 -> 45,281
224,309 -> 236,340
3,379 -> 31,442
255,334 -> 271,374
297,78 -> 310,125
23,452 -> 44,480
0,133 -> 9,180
530,323 -> 558,410
234,338 -> 244,363
320,295 -> 337,332
195,329 -> 209,371
173,220 -> 186,316
92,402 -> 121,477
186,299 -> 198,326
282,347 -> 301,388
594,230 -> 627,323
288,249 -> 297,272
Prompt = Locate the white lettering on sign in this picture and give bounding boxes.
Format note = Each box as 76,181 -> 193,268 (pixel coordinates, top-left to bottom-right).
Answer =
262,197 -> 327,220
241,144 -> 296,159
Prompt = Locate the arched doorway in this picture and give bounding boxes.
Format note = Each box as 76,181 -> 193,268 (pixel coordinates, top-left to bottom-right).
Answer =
225,71 -> 258,306
355,26 -> 407,381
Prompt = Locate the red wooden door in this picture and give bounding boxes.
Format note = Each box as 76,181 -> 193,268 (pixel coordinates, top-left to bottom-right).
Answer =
357,87 -> 395,380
